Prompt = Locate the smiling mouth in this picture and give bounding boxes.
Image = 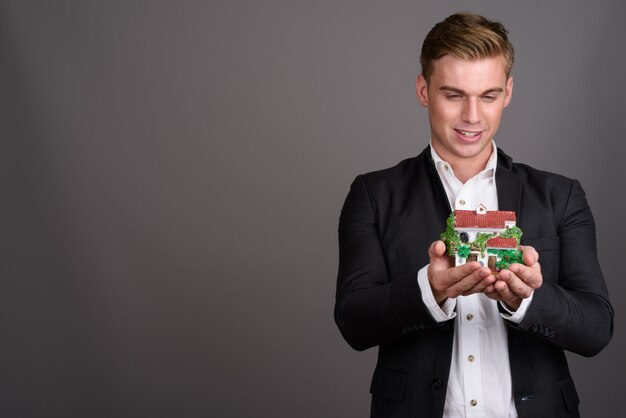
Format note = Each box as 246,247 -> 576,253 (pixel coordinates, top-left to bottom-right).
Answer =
455,129 -> 482,138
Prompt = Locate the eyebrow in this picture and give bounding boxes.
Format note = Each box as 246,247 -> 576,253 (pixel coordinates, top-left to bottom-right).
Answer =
439,86 -> 504,95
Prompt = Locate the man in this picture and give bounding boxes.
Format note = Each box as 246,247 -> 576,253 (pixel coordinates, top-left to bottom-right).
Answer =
335,12 -> 613,418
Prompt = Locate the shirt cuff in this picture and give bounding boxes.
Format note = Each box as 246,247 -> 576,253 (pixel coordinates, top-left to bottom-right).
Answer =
499,291 -> 534,324
417,265 -> 457,322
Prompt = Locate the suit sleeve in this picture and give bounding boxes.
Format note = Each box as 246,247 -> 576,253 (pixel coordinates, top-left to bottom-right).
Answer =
334,175 -> 442,351
515,179 -> 613,356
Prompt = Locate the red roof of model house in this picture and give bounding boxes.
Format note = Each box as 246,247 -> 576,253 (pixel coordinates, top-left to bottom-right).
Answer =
454,210 -> 516,229
486,237 -> 518,249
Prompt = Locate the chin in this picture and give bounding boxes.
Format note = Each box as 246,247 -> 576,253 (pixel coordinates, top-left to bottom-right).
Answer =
456,140 -> 491,156
453,144 -> 486,158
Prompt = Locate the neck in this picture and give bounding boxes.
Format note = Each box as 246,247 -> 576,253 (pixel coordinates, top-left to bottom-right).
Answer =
431,143 -> 492,184
452,157 -> 489,183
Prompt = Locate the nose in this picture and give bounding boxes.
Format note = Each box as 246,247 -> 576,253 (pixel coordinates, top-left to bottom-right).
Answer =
462,98 -> 480,124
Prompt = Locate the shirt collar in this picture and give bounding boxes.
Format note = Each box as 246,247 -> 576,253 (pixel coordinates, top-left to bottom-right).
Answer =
429,140 -> 498,180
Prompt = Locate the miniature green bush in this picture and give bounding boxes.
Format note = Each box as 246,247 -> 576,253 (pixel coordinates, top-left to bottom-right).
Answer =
457,244 -> 471,259
489,248 -> 523,270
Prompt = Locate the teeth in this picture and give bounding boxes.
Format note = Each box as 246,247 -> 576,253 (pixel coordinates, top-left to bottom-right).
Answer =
458,130 -> 479,137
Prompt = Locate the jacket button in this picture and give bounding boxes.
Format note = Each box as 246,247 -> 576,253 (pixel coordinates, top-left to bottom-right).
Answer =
432,378 -> 443,390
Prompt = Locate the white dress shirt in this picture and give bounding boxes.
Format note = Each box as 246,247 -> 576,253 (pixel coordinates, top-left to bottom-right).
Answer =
416,141 -> 533,417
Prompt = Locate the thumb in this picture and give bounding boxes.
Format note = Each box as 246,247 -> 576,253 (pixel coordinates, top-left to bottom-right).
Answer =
428,240 -> 449,266
428,240 -> 446,262
520,245 -> 538,266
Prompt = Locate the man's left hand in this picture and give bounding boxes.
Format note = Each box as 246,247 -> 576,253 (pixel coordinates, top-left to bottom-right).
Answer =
484,245 -> 543,310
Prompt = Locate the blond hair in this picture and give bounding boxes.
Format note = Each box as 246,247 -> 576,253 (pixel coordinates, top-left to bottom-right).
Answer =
420,12 -> 514,81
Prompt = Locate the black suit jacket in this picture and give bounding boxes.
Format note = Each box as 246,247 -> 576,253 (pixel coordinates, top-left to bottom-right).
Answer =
335,147 -> 613,418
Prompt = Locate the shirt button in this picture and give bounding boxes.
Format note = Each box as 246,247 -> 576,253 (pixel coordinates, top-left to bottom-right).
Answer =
459,199 -> 466,206
470,399 -> 478,407
466,313 -> 474,321
468,355 -> 475,362
443,164 -> 449,171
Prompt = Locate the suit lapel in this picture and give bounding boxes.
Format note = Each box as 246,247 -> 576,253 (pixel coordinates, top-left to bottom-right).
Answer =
495,149 -> 522,220
424,145 -> 453,215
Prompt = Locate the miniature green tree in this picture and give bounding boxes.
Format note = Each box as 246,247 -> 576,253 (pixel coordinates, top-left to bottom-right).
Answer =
440,213 -> 460,256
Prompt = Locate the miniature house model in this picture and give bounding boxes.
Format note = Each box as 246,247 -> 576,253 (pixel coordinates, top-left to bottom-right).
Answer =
444,204 -> 522,271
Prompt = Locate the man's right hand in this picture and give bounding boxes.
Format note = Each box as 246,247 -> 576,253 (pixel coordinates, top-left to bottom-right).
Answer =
427,240 -> 495,305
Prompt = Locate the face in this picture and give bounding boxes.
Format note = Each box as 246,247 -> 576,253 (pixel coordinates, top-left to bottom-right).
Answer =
416,55 -> 513,169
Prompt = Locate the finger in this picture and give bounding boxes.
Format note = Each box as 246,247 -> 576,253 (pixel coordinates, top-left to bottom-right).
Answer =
519,245 -> 539,265
446,267 -> 491,298
428,240 -> 447,259
427,241 -> 453,272
484,284 -> 496,294
431,260 -> 484,288
462,273 -> 497,296
484,289 -> 500,301
507,263 -> 543,289
483,280 -> 503,300
447,261 -> 486,282
494,281 -> 520,309
427,240 -> 459,273
498,270 -> 534,299
494,279 -> 511,296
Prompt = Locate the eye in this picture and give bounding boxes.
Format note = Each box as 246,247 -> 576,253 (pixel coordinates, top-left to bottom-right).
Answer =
446,94 -> 463,101
481,95 -> 498,102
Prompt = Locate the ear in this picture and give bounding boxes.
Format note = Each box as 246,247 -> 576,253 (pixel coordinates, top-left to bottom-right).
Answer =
416,74 -> 429,107
504,76 -> 513,108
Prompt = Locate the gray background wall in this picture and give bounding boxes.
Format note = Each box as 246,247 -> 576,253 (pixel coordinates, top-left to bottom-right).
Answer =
1,1 -> 624,417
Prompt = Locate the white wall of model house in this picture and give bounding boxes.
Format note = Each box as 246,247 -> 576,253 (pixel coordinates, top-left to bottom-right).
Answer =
455,221 -> 516,242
